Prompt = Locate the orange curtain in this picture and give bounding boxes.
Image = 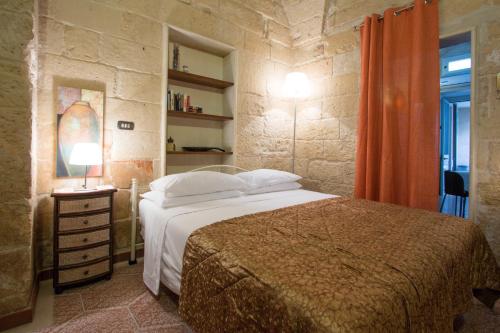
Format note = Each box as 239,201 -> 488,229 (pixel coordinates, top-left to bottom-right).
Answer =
354,0 -> 440,211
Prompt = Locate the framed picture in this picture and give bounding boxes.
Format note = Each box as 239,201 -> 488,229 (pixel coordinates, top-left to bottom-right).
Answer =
56,86 -> 104,177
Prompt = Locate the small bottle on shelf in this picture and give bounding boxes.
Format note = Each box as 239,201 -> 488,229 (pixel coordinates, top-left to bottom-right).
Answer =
167,136 -> 176,152
173,44 -> 180,70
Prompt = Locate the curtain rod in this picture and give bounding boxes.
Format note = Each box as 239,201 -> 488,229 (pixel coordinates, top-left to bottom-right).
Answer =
353,0 -> 432,31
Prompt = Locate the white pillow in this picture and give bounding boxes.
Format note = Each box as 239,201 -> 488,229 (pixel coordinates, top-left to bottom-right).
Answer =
141,190 -> 242,208
149,171 -> 247,197
245,182 -> 302,195
236,169 -> 301,189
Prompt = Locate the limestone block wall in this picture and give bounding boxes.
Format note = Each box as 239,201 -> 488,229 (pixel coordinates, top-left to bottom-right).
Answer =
285,0 -> 408,196
33,0 -> 500,271
0,0 -> 35,317
35,0 -> 293,270
285,0 -> 500,260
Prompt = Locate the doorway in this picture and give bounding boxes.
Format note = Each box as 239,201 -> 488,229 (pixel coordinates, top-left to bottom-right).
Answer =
439,32 -> 471,217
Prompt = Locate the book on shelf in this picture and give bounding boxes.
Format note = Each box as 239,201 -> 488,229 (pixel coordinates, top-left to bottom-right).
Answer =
167,89 -> 192,112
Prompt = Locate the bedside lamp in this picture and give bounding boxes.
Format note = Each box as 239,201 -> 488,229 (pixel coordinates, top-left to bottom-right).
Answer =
69,143 -> 103,189
283,72 -> 311,172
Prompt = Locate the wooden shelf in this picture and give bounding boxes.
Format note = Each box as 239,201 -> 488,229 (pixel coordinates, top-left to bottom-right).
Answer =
167,151 -> 233,156
167,110 -> 233,121
168,69 -> 233,89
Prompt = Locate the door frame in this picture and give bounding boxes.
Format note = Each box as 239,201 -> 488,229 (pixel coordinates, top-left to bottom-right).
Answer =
439,27 -> 477,220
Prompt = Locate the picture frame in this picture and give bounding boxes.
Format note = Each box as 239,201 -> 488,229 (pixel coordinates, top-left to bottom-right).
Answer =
55,86 -> 104,178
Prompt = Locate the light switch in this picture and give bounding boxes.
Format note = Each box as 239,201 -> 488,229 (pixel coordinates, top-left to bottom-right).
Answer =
117,121 -> 134,130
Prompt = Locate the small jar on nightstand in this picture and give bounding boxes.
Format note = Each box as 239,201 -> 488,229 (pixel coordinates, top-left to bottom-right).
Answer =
51,187 -> 117,294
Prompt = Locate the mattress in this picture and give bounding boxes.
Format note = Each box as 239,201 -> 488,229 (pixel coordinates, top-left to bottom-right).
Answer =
139,189 -> 336,295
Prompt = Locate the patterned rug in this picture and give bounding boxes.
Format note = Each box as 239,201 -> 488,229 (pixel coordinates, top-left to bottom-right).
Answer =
33,262 -> 499,333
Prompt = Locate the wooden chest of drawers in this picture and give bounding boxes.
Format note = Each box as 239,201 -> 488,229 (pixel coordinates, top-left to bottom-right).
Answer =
51,188 -> 117,294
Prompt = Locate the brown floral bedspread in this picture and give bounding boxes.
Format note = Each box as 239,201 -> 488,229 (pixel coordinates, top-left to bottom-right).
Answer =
179,198 -> 499,332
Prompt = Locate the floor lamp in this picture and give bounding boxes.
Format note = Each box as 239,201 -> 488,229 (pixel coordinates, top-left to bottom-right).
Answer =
283,72 -> 311,173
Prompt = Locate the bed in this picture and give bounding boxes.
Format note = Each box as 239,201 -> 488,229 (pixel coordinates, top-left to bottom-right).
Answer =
136,167 -> 500,333
139,188 -> 336,295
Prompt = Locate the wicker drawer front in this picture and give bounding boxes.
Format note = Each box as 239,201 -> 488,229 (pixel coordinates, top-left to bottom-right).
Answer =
59,245 -> 109,266
59,260 -> 110,284
59,196 -> 110,214
59,229 -> 109,249
59,212 -> 110,232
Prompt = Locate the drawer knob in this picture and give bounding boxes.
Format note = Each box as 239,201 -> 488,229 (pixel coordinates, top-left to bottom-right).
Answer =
84,203 -> 89,209
82,254 -> 88,260
83,220 -> 89,225
83,270 -> 89,276
82,238 -> 88,243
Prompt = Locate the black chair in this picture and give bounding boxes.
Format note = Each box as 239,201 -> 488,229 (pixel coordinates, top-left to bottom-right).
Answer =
440,171 -> 469,217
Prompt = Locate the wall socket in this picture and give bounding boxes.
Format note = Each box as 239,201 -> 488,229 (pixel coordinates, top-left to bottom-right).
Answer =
117,121 -> 134,130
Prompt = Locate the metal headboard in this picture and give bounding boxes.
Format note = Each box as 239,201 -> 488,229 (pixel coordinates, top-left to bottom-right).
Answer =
130,178 -> 139,264
129,165 -> 249,264
189,164 -> 249,174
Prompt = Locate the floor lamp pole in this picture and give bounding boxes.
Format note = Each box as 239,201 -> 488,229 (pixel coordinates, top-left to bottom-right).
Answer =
292,101 -> 297,173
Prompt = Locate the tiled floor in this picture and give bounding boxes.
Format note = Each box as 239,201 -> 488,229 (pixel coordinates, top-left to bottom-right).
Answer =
5,260 -> 500,333
5,261 -> 190,333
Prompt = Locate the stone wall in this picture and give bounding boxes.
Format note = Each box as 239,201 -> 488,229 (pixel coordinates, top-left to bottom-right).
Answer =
32,0 -> 500,271
35,0 -> 293,270
0,0 -> 35,317
464,1 -> 500,262
286,0 -> 500,260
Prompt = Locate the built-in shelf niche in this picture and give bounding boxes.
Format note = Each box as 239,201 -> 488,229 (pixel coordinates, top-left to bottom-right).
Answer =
167,151 -> 233,155
168,69 -> 234,89
161,25 -> 237,175
167,110 -> 233,121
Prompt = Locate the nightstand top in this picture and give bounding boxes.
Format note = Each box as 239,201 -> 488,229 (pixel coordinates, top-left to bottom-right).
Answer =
51,186 -> 117,197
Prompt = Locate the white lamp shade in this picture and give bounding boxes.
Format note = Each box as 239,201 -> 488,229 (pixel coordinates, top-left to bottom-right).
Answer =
283,72 -> 311,99
69,143 -> 103,166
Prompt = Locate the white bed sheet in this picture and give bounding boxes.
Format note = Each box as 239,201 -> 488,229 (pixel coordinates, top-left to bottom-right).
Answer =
139,189 -> 336,295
